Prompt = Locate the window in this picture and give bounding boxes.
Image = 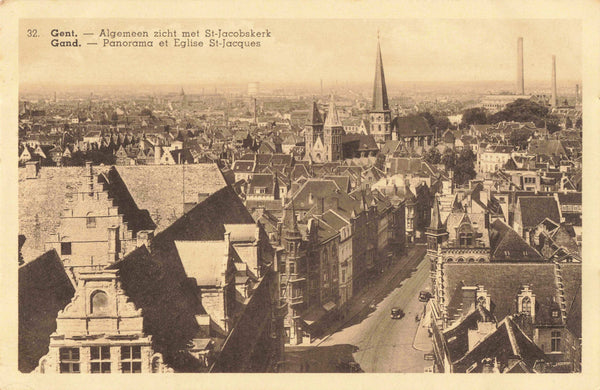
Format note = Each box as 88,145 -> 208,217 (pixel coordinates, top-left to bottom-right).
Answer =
86,216 -> 97,228
551,331 -> 561,352
121,346 -> 142,373
59,347 -> 80,373
61,242 -> 72,256
552,309 -> 560,318
289,262 -> 295,275
342,270 -> 346,283
91,291 -> 109,315
522,297 -> 531,315
90,346 -> 111,373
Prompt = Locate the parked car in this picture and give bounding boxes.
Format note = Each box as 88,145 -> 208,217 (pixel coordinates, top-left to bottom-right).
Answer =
390,307 -> 404,319
419,291 -> 432,302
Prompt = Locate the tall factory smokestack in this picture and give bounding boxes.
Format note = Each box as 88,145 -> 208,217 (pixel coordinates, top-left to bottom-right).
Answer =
551,55 -> 558,107
517,37 -> 524,95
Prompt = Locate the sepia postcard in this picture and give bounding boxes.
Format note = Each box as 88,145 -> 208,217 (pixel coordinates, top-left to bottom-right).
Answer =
1,1 -> 599,389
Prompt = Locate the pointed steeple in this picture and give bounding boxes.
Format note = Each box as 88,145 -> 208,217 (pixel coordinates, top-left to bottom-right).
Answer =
308,101 -> 323,125
372,34 -> 389,112
324,94 -> 342,127
429,195 -> 444,230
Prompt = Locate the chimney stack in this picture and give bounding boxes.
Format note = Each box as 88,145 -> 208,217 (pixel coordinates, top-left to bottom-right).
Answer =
551,55 -> 558,107
517,37 -> 524,95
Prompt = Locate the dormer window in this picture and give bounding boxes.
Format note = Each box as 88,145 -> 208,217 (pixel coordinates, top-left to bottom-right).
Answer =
518,285 -> 536,321
552,310 -> 560,318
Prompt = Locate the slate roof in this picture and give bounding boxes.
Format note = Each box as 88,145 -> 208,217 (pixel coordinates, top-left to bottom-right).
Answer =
452,316 -> 547,373
517,196 -> 561,228
443,306 -> 495,363
560,263 -> 581,338
393,115 -> 433,137
489,220 -> 544,262
232,160 -> 255,173
248,173 -> 275,195
443,263 -> 561,327
528,139 -> 567,156
557,192 -> 581,205
19,249 -> 76,372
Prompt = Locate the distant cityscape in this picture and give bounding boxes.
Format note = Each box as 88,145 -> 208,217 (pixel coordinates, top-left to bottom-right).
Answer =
18,34 -> 581,374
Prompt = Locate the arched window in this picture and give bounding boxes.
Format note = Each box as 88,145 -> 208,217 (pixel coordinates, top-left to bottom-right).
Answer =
467,258 -> 475,263
90,290 -> 109,315
457,258 -> 465,263
522,296 -> 532,315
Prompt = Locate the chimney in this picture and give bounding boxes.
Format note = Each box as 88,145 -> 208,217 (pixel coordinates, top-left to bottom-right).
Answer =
461,286 -> 477,315
551,55 -> 558,107
517,37 -> 524,95
136,230 -> 154,248
575,84 -> 580,105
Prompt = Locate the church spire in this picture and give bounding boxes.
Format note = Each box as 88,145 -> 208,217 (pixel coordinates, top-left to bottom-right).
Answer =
372,35 -> 389,112
324,94 -> 341,127
308,101 -> 323,125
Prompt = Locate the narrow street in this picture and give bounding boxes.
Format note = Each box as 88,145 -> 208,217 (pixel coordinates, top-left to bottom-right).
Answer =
320,246 -> 432,372
283,245 -> 433,373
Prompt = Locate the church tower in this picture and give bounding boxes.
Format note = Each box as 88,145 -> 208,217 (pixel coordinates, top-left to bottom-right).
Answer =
323,95 -> 344,162
304,101 -> 324,162
369,35 -> 392,147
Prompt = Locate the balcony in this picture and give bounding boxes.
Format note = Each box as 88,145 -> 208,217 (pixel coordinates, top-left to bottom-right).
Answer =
289,295 -> 304,305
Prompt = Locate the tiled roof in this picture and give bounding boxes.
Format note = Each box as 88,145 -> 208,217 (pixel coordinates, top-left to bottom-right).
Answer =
393,115 -> 433,137
248,173 -> 275,194
517,196 -> 561,228
560,263 -> 581,338
489,220 -> 543,262
443,263 -> 561,327
452,317 -> 546,373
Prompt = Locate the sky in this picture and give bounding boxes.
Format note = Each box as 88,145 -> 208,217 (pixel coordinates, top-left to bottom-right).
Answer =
20,18 -> 582,88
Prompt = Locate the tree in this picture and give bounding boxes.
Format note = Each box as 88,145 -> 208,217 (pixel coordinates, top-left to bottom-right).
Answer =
489,99 -> 549,124
453,148 -> 477,186
441,148 -> 456,171
509,128 -> 533,150
461,107 -> 488,127
423,147 -> 441,165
